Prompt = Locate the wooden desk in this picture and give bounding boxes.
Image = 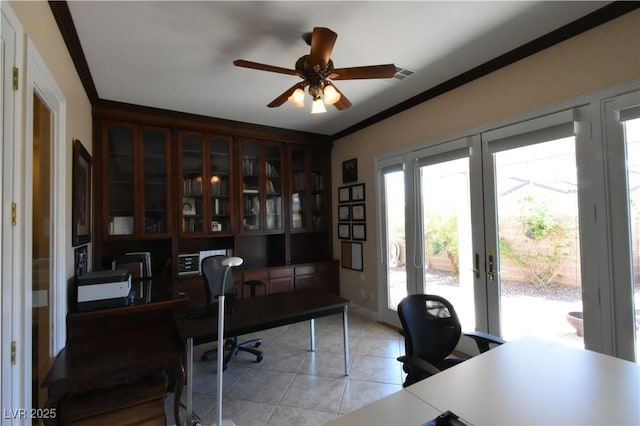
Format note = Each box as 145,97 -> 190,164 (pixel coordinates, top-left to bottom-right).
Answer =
176,288 -> 351,425
328,337 -> 640,425
43,281 -> 187,425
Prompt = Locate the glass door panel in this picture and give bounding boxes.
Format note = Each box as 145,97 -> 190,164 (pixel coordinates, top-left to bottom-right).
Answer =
383,170 -> 407,316
491,137 -> 583,346
209,136 -> 231,233
141,128 -> 169,235
265,144 -> 283,231
310,151 -> 325,230
181,133 -> 204,234
290,147 -> 306,230
623,117 -> 640,361
419,157 -> 475,331
107,124 -> 135,236
242,141 -> 261,231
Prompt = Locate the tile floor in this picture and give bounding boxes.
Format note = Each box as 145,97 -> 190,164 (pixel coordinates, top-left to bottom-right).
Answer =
165,310 -> 406,425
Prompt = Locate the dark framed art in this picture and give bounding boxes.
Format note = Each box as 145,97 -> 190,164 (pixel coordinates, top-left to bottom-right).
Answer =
352,223 -> 367,241
342,158 -> 358,183
350,183 -> 365,201
338,186 -> 351,203
338,223 -> 351,239
351,203 -> 366,221
72,139 -> 92,246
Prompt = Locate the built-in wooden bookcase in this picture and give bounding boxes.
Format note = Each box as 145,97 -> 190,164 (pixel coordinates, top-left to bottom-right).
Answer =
93,103 -> 336,302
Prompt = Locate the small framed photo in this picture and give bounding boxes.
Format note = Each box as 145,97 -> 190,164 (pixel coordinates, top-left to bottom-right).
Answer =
338,186 -> 351,203
351,183 -> 365,201
182,197 -> 196,216
351,203 -> 366,221
352,223 -> 366,241
338,205 -> 351,221
338,223 -> 351,239
342,158 -> 358,183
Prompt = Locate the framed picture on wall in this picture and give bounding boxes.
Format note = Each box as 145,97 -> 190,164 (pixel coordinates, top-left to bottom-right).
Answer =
338,186 -> 351,203
351,204 -> 366,221
72,139 -> 92,247
341,241 -> 363,271
351,183 -> 365,201
352,223 -> 366,241
338,205 -> 350,221
338,223 -> 351,239
342,158 -> 358,183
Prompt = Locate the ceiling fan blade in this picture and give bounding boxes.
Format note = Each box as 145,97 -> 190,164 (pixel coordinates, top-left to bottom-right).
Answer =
267,82 -> 307,108
327,83 -> 352,110
331,64 -> 397,80
309,27 -> 337,69
234,59 -> 297,76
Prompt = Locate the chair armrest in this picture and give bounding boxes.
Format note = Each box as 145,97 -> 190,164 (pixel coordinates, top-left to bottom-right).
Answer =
463,331 -> 505,353
397,355 -> 441,376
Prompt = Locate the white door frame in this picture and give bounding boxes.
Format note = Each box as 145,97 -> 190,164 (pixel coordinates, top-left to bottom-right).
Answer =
21,37 -> 68,411
1,2 -> 24,416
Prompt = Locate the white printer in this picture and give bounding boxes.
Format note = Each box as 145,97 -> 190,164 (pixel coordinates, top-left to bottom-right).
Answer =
77,269 -> 132,311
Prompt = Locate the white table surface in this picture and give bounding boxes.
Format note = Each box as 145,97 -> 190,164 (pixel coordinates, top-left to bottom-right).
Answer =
327,389 -> 440,426
328,337 -> 640,426
406,336 -> 640,425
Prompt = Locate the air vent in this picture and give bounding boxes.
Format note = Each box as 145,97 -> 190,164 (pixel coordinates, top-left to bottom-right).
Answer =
394,66 -> 414,81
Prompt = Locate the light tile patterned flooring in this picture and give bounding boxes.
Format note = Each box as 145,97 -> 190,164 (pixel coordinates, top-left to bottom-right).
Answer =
165,311 -> 405,425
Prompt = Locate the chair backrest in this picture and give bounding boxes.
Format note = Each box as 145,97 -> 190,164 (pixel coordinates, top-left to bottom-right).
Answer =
201,255 -> 234,304
397,294 -> 462,363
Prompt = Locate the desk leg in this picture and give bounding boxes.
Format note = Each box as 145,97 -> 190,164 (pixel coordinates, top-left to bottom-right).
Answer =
309,318 -> 315,351
343,306 -> 349,376
186,337 -> 193,425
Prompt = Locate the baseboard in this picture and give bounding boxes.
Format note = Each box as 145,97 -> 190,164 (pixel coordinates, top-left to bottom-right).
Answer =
349,303 -> 380,322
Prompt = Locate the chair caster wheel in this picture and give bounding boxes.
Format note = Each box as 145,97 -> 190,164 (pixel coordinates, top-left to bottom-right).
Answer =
256,354 -> 263,363
255,342 -> 261,348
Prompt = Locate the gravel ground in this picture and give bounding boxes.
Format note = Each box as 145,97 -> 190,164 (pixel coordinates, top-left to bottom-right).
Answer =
427,269 -> 639,304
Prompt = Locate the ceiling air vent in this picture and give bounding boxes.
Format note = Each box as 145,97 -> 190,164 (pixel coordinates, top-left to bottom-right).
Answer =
393,66 -> 414,81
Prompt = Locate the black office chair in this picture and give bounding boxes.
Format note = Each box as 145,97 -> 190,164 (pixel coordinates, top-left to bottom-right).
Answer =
397,294 -> 504,387
200,255 -> 263,369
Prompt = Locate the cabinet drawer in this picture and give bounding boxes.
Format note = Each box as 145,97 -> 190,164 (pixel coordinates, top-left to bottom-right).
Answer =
243,270 -> 269,281
270,267 -> 293,279
295,275 -> 317,290
269,277 -> 293,294
294,265 -> 316,276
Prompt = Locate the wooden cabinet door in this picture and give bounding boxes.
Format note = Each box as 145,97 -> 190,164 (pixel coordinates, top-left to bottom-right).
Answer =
103,122 -> 171,239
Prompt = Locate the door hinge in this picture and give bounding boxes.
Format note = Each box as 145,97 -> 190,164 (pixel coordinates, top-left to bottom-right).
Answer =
12,67 -> 19,91
11,202 -> 17,226
10,341 -> 16,365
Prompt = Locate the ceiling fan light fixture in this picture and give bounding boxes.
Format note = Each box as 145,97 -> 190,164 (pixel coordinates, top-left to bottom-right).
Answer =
323,84 -> 341,105
311,97 -> 327,114
287,88 -> 305,108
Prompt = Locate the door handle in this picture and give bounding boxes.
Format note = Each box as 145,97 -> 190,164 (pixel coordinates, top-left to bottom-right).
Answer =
474,253 -> 480,279
487,254 -> 495,282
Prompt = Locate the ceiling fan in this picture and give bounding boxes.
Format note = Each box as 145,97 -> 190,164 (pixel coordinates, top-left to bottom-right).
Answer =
233,27 -> 396,113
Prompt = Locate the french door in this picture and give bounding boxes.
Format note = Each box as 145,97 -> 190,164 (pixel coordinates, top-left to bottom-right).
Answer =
379,110 -> 587,348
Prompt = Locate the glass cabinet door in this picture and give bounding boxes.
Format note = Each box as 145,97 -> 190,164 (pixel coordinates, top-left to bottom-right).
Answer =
141,127 -> 170,236
310,150 -> 325,230
265,144 -> 283,232
209,136 -> 232,233
241,141 -> 261,231
181,133 -> 204,234
106,123 -> 135,236
290,147 -> 306,230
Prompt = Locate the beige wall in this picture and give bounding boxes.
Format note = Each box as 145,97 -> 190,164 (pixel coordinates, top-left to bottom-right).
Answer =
332,11 -> 640,312
10,0 -> 92,276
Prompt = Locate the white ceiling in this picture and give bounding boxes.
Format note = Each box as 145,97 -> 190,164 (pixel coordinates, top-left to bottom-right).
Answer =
67,1 -> 610,136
